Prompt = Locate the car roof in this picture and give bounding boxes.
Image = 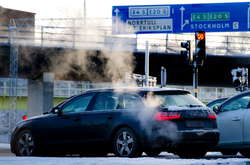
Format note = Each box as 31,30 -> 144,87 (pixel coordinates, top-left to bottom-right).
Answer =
224,90 -> 250,101
207,97 -> 228,107
83,87 -> 190,94
207,97 -> 228,104
217,90 -> 250,106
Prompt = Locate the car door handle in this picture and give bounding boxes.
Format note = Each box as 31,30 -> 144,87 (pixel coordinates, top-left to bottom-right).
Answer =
232,117 -> 241,121
73,118 -> 81,122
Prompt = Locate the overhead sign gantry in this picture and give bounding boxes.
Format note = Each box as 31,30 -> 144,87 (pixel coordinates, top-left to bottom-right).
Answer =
112,2 -> 250,34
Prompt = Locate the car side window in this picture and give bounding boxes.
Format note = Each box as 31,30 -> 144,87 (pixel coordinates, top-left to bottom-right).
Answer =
221,95 -> 250,112
62,93 -> 95,114
118,93 -> 143,109
91,92 -> 119,111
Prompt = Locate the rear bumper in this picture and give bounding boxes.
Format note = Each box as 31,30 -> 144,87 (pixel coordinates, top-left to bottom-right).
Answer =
177,129 -> 219,143
146,129 -> 219,150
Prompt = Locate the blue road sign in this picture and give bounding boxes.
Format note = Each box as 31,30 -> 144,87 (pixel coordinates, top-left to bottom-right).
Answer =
112,2 -> 250,34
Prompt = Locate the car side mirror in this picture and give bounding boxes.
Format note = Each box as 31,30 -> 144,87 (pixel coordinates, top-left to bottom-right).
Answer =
51,107 -> 62,116
213,105 -> 221,114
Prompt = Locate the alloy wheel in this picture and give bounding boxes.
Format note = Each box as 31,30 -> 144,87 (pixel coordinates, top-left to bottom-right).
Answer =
17,131 -> 35,156
116,131 -> 135,156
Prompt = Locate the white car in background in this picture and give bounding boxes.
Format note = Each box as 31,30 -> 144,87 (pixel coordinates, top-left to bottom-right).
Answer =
213,90 -> 250,157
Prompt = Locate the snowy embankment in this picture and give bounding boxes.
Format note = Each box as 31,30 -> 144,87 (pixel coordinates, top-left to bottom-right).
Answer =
0,143 -> 10,150
0,156 -> 250,165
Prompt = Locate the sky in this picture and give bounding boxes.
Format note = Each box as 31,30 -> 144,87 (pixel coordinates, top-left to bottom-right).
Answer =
1,0 -> 250,19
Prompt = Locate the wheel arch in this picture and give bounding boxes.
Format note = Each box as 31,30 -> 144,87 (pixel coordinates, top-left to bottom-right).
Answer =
11,123 -> 40,155
11,126 -> 33,154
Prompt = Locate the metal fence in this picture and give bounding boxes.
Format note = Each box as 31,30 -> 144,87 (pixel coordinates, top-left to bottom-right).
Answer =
0,78 -> 238,102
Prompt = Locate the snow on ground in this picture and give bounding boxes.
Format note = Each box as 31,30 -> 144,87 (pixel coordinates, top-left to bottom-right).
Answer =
0,156 -> 250,165
0,143 -> 10,150
1,143 -> 250,165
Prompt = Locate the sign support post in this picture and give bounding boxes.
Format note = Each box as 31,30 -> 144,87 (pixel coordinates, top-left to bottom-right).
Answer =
145,41 -> 149,87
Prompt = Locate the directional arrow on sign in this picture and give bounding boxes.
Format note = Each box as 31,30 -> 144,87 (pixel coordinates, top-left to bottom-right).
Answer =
180,6 -> 189,31
114,8 -> 120,33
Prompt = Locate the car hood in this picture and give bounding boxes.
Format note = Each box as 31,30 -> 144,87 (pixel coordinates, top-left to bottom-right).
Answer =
23,113 -> 52,121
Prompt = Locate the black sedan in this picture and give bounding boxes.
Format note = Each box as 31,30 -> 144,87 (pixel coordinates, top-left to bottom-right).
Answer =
11,87 -> 219,158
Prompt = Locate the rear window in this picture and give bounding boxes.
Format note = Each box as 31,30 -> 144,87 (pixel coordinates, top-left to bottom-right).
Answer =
145,91 -> 205,109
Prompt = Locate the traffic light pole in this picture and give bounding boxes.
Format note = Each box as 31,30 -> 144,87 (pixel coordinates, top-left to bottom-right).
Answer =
180,31 -> 205,98
193,64 -> 198,98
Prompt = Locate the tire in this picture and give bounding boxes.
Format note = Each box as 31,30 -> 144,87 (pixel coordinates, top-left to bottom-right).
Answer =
113,127 -> 142,157
240,150 -> 250,158
221,150 -> 238,156
145,150 -> 161,157
14,130 -> 38,156
177,150 -> 207,159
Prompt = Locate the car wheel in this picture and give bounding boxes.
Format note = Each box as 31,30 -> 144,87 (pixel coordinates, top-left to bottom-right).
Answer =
113,127 -> 142,157
221,150 -> 238,156
240,150 -> 250,158
15,130 -> 38,156
145,150 -> 161,157
177,150 -> 207,158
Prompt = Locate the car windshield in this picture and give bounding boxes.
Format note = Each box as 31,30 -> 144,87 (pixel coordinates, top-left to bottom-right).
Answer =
145,91 -> 205,109
207,98 -> 227,108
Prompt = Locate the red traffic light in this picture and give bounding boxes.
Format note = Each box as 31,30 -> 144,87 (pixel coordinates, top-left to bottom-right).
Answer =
195,31 -> 205,40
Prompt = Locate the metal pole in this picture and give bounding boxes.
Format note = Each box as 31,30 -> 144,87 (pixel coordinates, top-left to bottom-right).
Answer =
193,65 -> 198,98
83,0 -> 87,26
41,26 -> 44,47
165,34 -> 168,53
164,67 -> 167,86
135,34 -> 138,51
8,19 -> 18,140
161,67 -> 167,88
145,41 -> 149,87
72,19 -> 76,48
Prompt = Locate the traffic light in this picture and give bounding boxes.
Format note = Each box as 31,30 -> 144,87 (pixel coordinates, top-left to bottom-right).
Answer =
180,40 -> 193,65
195,31 -> 206,66
231,68 -> 248,91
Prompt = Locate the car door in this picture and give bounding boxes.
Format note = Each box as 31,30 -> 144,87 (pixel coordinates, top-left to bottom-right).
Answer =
40,93 -> 95,147
80,92 -> 119,143
217,94 -> 250,146
241,94 -> 250,144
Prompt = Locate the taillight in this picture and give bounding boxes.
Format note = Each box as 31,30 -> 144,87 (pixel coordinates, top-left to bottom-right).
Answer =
208,112 -> 216,120
155,112 -> 181,121
22,115 -> 28,120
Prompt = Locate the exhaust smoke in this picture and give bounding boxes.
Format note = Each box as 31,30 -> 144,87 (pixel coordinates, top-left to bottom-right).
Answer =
126,91 -> 179,144
19,18 -> 136,85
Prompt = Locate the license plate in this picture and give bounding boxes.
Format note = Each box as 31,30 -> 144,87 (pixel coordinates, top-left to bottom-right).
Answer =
186,121 -> 204,128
